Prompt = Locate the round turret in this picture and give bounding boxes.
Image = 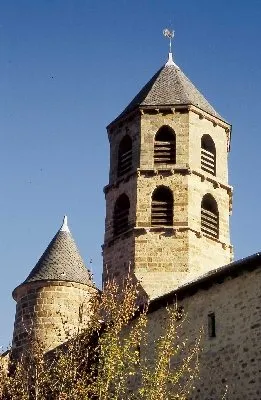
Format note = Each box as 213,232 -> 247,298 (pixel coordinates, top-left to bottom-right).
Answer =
12,216 -> 97,357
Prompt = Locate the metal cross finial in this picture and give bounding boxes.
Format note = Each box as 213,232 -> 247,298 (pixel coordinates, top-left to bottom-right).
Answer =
163,28 -> 175,53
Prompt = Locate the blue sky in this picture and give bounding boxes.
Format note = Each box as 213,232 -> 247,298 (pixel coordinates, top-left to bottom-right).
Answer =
0,0 -> 261,347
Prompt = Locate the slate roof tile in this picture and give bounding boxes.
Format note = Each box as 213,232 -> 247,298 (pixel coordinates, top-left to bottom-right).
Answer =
22,218 -> 94,287
113,58 -> 224,124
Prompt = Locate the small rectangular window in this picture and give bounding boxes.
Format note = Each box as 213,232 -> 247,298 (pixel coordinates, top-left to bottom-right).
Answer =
208,312 -> 216,338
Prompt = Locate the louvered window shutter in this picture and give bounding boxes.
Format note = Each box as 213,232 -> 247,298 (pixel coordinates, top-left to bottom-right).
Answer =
201,135 -> 216,176
114,194 -> 130,236
201,194 -> 219,239
154,126 -> 176,165
118,136 -> 132,177
151,187 -> 173,227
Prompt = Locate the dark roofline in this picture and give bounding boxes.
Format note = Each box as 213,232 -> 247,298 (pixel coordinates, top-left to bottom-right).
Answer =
147,252 -> 261,314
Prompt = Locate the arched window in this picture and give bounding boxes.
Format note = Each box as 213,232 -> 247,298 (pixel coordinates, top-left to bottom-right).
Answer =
201,194 -> 219,239
114,194 -> 130,236
201,135 -> 216,176
118,135 -> 132,177
154,126 -> 176,165
151,186 -> 173,227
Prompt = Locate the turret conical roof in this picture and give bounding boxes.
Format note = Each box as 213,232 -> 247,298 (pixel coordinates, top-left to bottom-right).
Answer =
112,53 -> 224,124
21,216 -> 94,287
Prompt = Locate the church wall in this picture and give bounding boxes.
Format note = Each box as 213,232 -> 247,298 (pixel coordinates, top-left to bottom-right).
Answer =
187,173 -> 231,243
104,177 -> 137,242
131,110 -> 232,297
188,112 -> 229,184
187,173 -> 233,274
103,234 -> 136,284
103,176 -> 137,281
188,230 -> 232,279
134,170 -> 190,298
132,110 -> 191,298
134,230 -> 189,298
12,281 -> 96,356
134,227 -> 232,300
136,173 -> 189,227
140,110 -> 190,169
108,113 -> 141,184
145,267 -> 261,399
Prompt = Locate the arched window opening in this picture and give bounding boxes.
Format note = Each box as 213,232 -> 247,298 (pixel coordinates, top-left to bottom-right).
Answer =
201,135 -> 216,176
118,135 -> 132,177
114,194 -> 130,236
154,126 -> 176,165
201,194 -> 219,239
151,186 -> 173,227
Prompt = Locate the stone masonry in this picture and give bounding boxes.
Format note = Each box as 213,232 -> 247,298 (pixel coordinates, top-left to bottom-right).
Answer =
144,258 -> 261,399
11,216 -> 97,356
103,105 -> 233,298
10,47 -> 256,400
12,280 -> 96,355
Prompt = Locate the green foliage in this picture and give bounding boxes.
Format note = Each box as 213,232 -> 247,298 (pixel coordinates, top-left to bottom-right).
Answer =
0,279 -> 200,399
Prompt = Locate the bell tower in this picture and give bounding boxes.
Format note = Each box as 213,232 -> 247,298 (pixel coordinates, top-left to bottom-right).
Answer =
103,49 -> 233,299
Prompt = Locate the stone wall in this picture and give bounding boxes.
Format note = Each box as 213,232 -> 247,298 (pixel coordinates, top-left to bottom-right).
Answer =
103,175 -> 137,283
12,280 -> 96,356
134,228 -> 232,299
145,267 -> 261,399
140,109 -> 190,168
108,113 -> 141,184
103,107 -> 233,299
188,111 -> 229,183
134,109 -> 232,298
104,177 -> 137,242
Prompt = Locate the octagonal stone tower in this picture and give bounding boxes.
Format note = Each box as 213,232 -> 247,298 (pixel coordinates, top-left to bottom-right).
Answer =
103,52 -> 233,299
12,216 -> 97,357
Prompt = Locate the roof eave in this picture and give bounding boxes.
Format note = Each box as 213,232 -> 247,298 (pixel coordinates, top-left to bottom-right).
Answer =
107,103 -> 231,134
147,252 -> 261,314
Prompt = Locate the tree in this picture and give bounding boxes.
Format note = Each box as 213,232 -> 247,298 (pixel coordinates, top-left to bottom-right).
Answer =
0,278 -> 201,400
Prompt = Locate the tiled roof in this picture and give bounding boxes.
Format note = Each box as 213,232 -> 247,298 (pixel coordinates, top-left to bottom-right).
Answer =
113,55 -> 224,123
22,217 -> 93,287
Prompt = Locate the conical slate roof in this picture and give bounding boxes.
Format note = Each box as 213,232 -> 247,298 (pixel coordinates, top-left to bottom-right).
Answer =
22,216 -> 93,286
114,53 -> 223,123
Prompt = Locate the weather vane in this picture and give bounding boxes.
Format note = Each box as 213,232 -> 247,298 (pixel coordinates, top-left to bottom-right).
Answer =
163,28 -> 174,53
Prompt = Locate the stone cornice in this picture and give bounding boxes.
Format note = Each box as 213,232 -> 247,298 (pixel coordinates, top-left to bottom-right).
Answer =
104,167 -> 233,197
103,225 -> 233,252
107,105 -> 231,140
